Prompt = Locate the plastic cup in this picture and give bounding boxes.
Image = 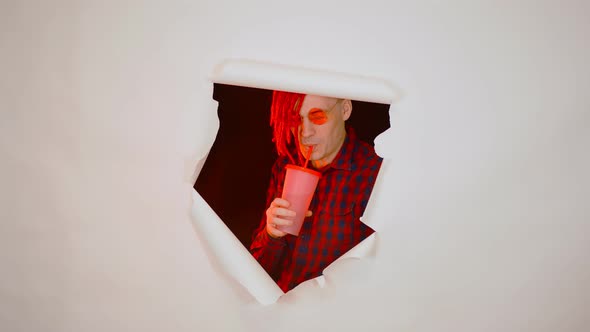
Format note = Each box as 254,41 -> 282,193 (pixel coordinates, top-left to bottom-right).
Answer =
278,164 -> 321,236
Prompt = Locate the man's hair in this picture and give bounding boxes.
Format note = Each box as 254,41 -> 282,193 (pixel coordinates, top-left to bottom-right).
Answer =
270,90 -> 305,164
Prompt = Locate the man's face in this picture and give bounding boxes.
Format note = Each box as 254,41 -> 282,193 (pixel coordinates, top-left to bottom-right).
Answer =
294,95 -> 351,169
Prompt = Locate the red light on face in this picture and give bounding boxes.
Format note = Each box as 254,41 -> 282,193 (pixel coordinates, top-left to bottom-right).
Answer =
308,108 -> 329,125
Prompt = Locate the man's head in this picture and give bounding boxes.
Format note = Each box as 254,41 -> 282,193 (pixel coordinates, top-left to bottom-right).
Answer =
296,95 -> 352,168
271,91 -> 352,169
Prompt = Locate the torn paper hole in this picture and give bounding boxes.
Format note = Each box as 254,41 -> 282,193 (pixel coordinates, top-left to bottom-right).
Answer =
189,59 -> 399,305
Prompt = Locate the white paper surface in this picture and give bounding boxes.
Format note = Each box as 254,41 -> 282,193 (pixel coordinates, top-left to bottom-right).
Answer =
2,1 -> 589,331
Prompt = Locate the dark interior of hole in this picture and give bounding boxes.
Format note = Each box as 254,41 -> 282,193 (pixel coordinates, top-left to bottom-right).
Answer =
194,83 -> 391,249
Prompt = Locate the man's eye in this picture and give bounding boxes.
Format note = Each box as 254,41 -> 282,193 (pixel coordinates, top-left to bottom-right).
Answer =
308,109 -> 328,125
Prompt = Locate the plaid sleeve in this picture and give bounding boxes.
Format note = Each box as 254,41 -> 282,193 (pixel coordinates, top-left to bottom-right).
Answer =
249,158 -> 289,281
359,153 -> 382,240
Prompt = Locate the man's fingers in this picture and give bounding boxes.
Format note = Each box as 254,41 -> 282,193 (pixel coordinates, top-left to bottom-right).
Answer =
267,227 -> 287,238
271,197 -> 290,208
305,210 -> 313,217
265,197 -> 295,239
267,220 -> 288,238
272,207 -> 296,217
270,217 -> 293,226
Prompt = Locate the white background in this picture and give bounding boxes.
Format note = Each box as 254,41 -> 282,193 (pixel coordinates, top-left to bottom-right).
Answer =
1,1 -> 589,331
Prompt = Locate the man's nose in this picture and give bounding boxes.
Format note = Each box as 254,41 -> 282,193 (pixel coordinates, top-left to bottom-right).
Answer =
300,118 -> 315,138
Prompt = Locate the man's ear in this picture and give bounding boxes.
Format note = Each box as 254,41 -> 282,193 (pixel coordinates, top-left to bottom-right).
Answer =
342,99 -> 352,121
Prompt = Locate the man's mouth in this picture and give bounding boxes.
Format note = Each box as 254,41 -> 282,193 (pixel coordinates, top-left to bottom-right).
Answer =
302,145 -> 316,159
302,143 -> 318,148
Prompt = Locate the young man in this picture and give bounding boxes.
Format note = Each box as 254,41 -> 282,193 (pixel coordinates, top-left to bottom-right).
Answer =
250,91 -> 382,292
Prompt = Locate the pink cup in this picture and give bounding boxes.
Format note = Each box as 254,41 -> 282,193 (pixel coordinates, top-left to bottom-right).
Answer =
278,164 -> 321,236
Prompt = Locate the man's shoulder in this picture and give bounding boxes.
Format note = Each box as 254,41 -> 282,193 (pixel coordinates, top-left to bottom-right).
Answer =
350,135 -> 382,173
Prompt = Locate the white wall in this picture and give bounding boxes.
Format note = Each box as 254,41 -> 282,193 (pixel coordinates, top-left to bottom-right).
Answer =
1,1 -> 589,331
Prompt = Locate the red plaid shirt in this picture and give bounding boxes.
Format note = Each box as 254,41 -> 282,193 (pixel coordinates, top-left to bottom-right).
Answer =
250,127 -> 382,292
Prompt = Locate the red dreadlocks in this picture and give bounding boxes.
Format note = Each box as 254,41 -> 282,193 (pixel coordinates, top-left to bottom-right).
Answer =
270,90 -> 306,165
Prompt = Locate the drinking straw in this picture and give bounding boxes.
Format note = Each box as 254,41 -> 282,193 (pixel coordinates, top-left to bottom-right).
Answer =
303,145 -> 313,168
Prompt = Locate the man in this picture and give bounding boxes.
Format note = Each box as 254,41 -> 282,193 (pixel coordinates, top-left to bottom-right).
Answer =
250,91 -> 382,292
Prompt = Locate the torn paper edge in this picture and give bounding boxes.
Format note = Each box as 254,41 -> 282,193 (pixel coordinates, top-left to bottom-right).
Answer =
211,58 -> 402,104
191,189 -> 284,305
189,58 -> 400,304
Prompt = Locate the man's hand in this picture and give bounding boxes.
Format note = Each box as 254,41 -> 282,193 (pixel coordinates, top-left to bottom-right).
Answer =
266,198 -> 313,238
